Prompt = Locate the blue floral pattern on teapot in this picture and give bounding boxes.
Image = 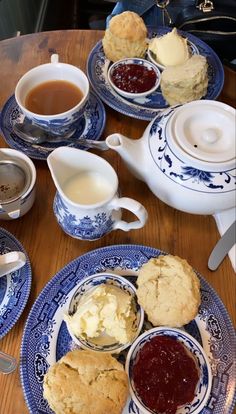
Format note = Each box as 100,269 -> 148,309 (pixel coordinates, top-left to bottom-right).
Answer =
149,109 -> 235,194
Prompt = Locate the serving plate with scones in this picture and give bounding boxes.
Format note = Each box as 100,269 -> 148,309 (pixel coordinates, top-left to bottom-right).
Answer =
20,244 -> 235,414
87,22 -> 224,120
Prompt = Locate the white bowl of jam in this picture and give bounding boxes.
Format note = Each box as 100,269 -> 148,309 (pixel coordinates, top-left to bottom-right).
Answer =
108,58 -> 161,99
125,327 -> 212,414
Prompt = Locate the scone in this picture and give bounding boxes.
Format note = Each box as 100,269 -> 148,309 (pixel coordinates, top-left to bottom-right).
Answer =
160,54 -> 208,105
43,349 -> 129,414
102,11 -> 148,62
137,255 -> 200,327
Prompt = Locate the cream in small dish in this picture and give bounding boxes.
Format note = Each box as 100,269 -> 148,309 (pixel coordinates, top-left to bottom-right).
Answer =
147,28 -> 199,71
125,327 -> 212,414
108,58 -> 161,99
64,272 -> 144,353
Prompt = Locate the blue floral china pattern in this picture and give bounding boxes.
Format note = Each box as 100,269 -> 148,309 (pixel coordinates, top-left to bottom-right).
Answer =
53,192 -> 117,240
148,107 -> 236,195
66,273 -> 144,353
28,97 -> 88,137
20,244 -> 235,414
0,91 -> 106,160
0,227 -> 31,339
126,327 -> 212,414
87,27 -> 224,121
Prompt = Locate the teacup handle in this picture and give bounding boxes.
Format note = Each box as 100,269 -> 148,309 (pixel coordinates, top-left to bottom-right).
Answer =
51,54 -> 59,64
110,197 -> 148,231
0,251 -> 26,278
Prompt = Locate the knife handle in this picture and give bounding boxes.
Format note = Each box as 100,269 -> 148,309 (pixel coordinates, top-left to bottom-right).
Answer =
208,220 -> 236,271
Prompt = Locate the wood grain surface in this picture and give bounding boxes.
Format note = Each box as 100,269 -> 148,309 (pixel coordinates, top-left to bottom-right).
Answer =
0,30 -> 235,414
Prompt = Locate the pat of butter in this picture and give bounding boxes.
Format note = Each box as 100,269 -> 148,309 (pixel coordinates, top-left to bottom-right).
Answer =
64,284 -> 136,344
149,28 -> 189,66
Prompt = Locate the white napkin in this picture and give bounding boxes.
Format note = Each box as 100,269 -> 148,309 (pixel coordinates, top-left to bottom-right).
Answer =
213,208 -> 236,272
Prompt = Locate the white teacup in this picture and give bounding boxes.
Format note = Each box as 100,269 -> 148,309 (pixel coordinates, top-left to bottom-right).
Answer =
0,148 -> 36,220
47,147 -> 148,240
15,54 -> 89,136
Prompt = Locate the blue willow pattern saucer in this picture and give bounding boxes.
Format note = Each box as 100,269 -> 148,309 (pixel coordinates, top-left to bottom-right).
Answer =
0,227 -> 31,339
87,27 -> 224,121
20,244 -> 236,414
0,91 -> 106,160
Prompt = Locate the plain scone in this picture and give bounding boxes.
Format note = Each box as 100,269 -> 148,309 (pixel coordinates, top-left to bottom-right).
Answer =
43,349 -> 129,414
137,255 -> 201,327
102,11 -> 148,62
160,54 -> 208,105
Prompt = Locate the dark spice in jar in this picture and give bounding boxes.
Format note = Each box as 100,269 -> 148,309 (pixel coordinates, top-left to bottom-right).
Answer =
132,335 -> 200,414
111,63 -> 157,93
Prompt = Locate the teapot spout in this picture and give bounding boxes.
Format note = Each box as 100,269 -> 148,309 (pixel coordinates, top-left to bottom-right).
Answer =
105,133 -> 145,181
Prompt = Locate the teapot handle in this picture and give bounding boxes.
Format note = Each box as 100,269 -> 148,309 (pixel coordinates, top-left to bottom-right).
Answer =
109,197 -> 148,231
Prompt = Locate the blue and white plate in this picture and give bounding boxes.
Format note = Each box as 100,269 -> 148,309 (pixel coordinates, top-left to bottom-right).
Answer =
20,244 -> 236,414
87,27 -> 224,121
0,227 -> 31,339
0,91 -> 106,160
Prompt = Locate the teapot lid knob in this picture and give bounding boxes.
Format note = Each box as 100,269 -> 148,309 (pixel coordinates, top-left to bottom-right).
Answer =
168,101 -> 235,164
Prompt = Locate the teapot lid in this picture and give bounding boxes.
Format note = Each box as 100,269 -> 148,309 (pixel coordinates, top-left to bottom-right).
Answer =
167,101 -> 235,164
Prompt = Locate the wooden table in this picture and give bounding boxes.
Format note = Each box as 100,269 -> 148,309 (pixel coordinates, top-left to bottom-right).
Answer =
0,30 -> 235,414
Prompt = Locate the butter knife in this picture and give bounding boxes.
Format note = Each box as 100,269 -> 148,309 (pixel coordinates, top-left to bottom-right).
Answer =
208,220 -> 236,271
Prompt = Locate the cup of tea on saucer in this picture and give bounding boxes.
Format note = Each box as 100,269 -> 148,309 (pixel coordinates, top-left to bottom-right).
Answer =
15,54 -> 89,136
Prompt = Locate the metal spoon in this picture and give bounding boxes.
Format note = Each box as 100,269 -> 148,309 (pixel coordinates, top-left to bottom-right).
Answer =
13,122 -> 74,144
12,122 -> 109,151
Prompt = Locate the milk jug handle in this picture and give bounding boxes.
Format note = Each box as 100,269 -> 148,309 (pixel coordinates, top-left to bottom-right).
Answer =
110,197 -> 148,231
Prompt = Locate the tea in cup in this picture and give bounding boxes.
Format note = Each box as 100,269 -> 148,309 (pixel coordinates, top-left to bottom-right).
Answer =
47,147 -> 148,240
15,54 -> 89,136
0,148 -> 36,220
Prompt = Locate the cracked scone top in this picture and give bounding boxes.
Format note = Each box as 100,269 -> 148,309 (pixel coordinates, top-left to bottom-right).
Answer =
43,349 -> 129,414
102,11 -> 148,62
137,255 -> 201,327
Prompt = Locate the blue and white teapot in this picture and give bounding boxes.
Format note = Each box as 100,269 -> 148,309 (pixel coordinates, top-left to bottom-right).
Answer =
106,100 -> 235,216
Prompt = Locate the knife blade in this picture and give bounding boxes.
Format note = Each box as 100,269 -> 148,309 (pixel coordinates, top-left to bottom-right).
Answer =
208,220 -> 236,271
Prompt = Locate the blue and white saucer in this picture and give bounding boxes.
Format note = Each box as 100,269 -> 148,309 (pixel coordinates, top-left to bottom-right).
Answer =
0,91 -> 106,160
20,244 -> 235,414
0,227 -> 31,339
87,27 -> 224,121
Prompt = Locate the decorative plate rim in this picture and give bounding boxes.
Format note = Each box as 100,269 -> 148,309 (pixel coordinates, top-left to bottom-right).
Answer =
0,227 -> 32,339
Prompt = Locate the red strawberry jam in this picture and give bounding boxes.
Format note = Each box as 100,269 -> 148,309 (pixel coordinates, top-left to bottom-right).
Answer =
111,63 -> 157,93
132,335 -> 200,414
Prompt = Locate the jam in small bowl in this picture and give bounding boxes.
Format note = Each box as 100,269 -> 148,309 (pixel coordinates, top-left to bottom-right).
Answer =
108,58 -> 161,99
64,272 -> 144,354
125,327 -> 212,414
